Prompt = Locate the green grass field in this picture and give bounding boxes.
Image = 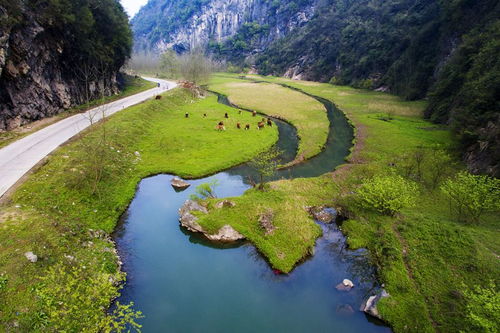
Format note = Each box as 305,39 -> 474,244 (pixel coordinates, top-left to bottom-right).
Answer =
196,74 -> 499,333
0,88 -> 277,330
209,74 -> 329,163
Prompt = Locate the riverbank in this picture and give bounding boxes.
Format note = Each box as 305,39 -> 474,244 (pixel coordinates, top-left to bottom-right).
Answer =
199,74 -> 500,332
0,75 -> 156,149
0,88 -> 278,330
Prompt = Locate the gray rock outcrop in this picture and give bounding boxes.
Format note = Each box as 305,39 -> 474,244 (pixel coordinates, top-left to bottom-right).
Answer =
171,177 -> 191,191
309,206 -> 338,224
360,289 -> 390,320
179,200 -> 244,242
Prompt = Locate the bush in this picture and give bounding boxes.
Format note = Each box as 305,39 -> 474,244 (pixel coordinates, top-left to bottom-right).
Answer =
463,281 -> 500,333
356,175 -> 418,216
441,172 -> 500,223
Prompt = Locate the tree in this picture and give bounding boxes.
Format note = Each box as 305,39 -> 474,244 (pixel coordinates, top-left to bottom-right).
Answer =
178,50 -> 213,85
441,172 -> 500,223
462,281 -> 500,333
160,50 -> 180,78
190,179 -> 219,201
249,147 -> 282,190
356,175 -> 418,216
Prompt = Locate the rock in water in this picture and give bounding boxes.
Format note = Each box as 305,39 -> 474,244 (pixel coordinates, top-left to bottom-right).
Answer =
309,207 -> 338,223
171,177 -> 191,191
24,252 -> 38,263
205,225 -> 245,242
336,278 -> 355,291
360,289 -> 390,320
178,200 -> 245,242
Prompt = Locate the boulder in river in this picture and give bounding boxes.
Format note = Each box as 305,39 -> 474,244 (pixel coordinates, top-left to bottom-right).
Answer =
179,200 -> 245,242
336,278 -> 355,291
309,206 -> 338,223
171,177 -> 191,191
360,289 -> 390,320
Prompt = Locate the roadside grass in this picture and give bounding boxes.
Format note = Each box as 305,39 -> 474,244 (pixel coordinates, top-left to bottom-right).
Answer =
209,74 -> 329,162
197,74 -> 499,332
0,88 -> 277,330
0,75 -> 156,149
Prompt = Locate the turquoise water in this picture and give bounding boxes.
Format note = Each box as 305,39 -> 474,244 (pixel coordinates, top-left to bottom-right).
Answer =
114,89 -> 391,332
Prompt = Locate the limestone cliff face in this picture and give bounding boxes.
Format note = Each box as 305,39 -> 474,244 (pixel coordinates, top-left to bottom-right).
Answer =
133,0 -> 317,55
0,2 -> 129,131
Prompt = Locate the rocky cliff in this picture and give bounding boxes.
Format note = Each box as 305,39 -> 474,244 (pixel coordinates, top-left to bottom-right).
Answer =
132,0 -> 317,58
0,0 -> 132,131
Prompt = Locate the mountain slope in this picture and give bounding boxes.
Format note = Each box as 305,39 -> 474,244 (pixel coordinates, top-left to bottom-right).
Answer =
0,0 -> 132,130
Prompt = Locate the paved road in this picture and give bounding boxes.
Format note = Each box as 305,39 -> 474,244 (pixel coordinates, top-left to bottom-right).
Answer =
0,77 -> 177,199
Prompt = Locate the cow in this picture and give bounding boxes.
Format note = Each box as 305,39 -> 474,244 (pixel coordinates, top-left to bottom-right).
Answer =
203,113 -> 207,118
237,123 -> 241,129
185,112 -> 189,118
267,118 -> 273,127
225,113 -> 229,119
257,121 -> 265,130
245,124 -> 250,130
216,124 -> 226,131
252,111 -> 257,117
155,95 -> 162,100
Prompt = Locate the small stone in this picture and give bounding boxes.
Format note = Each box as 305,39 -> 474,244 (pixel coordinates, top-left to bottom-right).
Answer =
336,278 -> 354,291
134,151 -> 141,157
24,252 -> 38,263
309,207 -> 338,223
215,200 -> 236,209
258,209 -> 275,235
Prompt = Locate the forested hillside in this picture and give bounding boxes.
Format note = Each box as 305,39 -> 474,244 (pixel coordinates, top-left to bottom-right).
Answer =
0,0 -> 132,130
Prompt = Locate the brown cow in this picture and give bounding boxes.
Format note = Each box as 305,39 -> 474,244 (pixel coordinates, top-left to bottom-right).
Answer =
155,95 -> 162,100
257,121 -> 265,130
237,123 -> 241,129
267,118 -> 273,127
238,110 -> 242,114
215,124 -> 226,131
225,113 -> 229,119
185,112 -> 189,118
245,124 -> 250,130
203,113 -> 207,118
252,111 -> 257,117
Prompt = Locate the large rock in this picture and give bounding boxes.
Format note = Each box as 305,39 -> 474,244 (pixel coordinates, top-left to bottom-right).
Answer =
309,206 -> 338,223
360,289 -> 390,320
336,278 -> 355,291
215,200 -> 236,209
178,200 -> 244,242
171,177 -> 191,191
205,225 -> 245,242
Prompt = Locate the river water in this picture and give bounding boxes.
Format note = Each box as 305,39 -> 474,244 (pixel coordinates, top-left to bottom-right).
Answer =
113,89 -> 391,332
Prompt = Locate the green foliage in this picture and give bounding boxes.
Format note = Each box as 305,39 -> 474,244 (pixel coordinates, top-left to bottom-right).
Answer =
0,274 -> 7,291
160,50 -> 180,79
34,264 -> 142,332
441,172 -> 500,223
355,175 -> 418,216
191,180 -> 219,201
462,281 -> 500,333
249,147 -> 282,189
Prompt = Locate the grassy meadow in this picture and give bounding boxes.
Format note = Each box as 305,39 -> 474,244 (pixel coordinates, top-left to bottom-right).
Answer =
196,74 -> 499,333
209,74 -> 329,162
0,88 -> 277,330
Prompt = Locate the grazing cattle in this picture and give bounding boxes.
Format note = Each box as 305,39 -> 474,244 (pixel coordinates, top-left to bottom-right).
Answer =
245,124 -> 250,130
216,123 -> 226,131
203,113 -> 207,118
267,118 -> 273,127
252,111 -> 257,117
238,110 -> 242,114
257,121 -> 265,130
185,112 -> 189,118
218,121 -> 224,126
237,123 -> 241,129
225,113 -> 229,119
155,95 -> 162,100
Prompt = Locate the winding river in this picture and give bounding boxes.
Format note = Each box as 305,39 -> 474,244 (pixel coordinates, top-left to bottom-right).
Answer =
114,86 -> 391,332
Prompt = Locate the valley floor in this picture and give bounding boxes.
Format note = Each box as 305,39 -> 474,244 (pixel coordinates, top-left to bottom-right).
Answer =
0,73 -> 497,332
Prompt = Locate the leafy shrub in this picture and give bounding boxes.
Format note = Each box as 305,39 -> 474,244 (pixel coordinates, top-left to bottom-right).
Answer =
463,281 -> 500,333
190,179 -> 219,201
441,172 -> 500,223
34,264 -> 143,332
356,175 -> 418,216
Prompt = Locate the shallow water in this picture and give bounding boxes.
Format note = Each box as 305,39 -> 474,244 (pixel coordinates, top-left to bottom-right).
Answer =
114,88 -> 391,332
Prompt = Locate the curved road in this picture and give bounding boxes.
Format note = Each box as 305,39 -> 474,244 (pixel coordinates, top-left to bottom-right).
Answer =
0,77 -> 177,199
